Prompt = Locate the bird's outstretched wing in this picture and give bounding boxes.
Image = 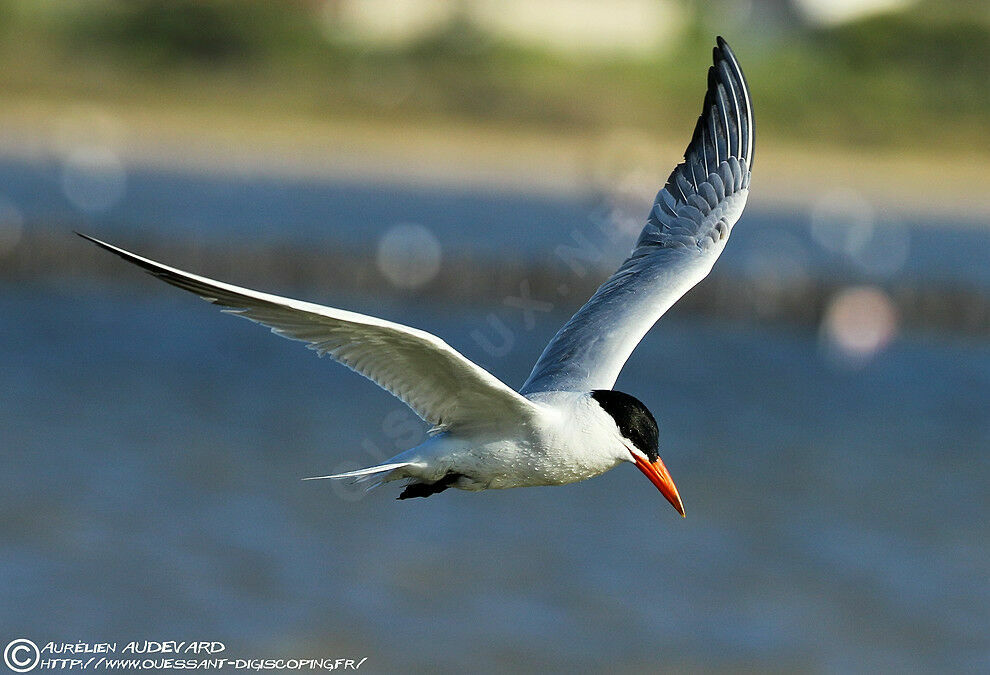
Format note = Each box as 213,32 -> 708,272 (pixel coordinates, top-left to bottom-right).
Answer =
521,37 -> 753,395
79,233 -> 536,429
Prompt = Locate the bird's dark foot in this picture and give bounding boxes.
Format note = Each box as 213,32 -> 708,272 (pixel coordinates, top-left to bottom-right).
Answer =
397,473 -> 464,500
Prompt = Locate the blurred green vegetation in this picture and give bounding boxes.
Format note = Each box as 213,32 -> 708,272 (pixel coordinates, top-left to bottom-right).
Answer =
0,0 -> 987,155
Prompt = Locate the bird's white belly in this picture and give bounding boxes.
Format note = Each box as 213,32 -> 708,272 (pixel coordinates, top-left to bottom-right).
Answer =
399,424 -> 623,490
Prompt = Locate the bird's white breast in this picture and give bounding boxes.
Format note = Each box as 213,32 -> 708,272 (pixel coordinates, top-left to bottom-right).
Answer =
398,391 -> 628,489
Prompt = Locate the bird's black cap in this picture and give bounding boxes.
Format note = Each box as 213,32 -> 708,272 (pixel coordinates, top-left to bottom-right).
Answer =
591,390 -> 659,462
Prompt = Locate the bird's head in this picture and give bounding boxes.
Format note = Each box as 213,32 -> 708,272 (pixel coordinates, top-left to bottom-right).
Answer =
591,389 -> 685,517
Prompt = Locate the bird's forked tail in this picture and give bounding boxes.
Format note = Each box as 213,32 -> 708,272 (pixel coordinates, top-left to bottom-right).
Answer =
302,462 -> 413,484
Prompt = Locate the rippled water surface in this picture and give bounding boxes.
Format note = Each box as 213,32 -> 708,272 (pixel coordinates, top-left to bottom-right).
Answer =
2,282 -> 987,672
3,156 -> 990,288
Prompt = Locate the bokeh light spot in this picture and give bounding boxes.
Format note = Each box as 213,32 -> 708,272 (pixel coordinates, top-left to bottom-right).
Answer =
376,223 -> 442,289
810,187 -> 875,258
821,286 -> 899,367
61,146 -> 127,214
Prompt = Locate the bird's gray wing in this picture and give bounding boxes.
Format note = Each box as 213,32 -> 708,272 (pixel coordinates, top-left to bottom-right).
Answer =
79,234 -> 538,429
521,37 -> 753,395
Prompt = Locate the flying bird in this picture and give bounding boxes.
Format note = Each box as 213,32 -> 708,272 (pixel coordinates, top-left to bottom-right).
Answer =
80,37 -> 753,517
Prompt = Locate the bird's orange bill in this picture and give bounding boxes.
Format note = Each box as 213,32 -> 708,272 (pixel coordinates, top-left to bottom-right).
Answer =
631,451 -> 685,517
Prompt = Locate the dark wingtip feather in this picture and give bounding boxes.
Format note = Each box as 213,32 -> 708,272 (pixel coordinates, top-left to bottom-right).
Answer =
663,37 -> 754,201
78,230 -> 139,264
76,231 -> 179,284
76,231 -> 121,258
714,37 -> 754,168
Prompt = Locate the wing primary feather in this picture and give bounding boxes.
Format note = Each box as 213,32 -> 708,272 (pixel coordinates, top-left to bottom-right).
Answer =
688,153 -> 699,190
700,126 -> 710,176
716,36 -> 754,168
714,83 -> 732,162
718,60 -> 742,158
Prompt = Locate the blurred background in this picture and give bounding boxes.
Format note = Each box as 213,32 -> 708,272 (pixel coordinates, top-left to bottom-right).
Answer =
1,0 -> 987,672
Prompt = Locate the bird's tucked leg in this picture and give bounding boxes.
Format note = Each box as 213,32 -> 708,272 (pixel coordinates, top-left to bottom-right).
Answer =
397,472 -> 465,500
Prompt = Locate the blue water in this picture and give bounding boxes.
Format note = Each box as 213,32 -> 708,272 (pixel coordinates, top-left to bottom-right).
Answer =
2,156 -> 989,288
2,279 -> 988,672
1,156 -> 988,671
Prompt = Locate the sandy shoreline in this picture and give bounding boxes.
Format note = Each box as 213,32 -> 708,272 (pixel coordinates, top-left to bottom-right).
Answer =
0,98 -> 988,226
